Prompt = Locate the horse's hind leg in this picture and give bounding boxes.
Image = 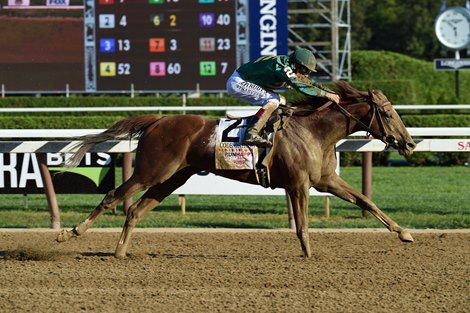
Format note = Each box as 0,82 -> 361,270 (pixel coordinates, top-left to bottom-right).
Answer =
115,167 -> 198,258
56,176 -> 146,242
315,174 -> 413,242
114,195 -> 157,258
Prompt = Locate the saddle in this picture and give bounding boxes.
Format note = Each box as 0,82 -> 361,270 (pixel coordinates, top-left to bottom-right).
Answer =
216,106 -> 294,188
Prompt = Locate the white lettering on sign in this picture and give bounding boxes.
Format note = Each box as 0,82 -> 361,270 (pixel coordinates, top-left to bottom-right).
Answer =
0,153 -> 17,188
259,0 -> 277,56
97,153 -> 111,166
46,153 -> 111,166
47,153 -> 63,166
46,0 -> 70,6
0,153 -> 112,189
0,153 -> 42,188
441,60 -> 470,69
19,153 -> 42,188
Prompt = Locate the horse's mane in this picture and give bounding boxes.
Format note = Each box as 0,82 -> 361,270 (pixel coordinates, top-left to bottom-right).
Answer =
289,81 -> 369,109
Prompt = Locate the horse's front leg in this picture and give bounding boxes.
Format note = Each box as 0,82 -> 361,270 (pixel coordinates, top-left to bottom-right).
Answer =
315,174 -> 413,242
287,187 -> 312,257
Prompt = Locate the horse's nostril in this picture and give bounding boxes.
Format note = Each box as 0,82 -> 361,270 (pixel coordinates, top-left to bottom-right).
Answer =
407,142 -> 416,150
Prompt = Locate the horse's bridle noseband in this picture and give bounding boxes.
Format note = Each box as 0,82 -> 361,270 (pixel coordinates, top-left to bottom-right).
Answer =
333,100 -> 398,150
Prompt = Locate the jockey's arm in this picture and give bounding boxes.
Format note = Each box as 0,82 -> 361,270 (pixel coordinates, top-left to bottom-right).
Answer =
287,76 -> 340,103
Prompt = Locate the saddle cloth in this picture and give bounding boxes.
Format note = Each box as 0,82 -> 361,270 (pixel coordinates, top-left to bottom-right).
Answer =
215,118 -> 260,170
215,117 -> 278,188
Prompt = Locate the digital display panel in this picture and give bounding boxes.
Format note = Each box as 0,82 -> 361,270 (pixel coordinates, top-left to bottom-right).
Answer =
0,1 -> 85,92
85,0 -> 238,92
0,0 -> 257,93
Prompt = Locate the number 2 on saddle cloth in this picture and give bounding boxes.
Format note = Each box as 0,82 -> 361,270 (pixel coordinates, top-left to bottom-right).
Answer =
216,107 -> 293,187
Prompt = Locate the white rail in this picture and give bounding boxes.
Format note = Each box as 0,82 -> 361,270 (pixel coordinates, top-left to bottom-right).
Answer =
1,127 -> 469,153
0,104 -> 469,113
0,128 -> 469,139
0,106 -> 248,113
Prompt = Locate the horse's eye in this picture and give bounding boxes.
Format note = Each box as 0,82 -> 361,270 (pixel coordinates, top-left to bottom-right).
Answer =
380,111 -> 390,121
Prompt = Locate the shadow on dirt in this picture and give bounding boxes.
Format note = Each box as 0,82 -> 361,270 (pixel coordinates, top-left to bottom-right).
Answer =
0,249 -> 65,261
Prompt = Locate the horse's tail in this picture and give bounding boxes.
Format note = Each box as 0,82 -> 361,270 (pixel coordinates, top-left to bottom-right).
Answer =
66,115 -> 162,167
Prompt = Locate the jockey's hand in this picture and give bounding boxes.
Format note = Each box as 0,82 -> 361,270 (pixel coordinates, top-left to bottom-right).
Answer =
327,92 -> 340,104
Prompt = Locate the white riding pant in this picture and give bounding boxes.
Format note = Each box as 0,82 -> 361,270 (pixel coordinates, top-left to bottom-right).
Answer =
226,70 -> 281,107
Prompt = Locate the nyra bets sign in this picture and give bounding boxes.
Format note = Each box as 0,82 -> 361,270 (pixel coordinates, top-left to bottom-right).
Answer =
0,153 -> 114,194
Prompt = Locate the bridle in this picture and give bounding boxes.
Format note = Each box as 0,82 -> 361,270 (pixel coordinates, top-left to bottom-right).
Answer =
332,100 -> 398,149
282,98 -> 399,149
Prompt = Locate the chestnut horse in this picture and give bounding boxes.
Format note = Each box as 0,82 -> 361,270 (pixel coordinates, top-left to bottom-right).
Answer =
57,81 -> 416,258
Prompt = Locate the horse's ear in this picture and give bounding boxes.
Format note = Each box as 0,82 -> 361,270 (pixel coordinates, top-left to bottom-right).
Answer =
368,89 -> 382,101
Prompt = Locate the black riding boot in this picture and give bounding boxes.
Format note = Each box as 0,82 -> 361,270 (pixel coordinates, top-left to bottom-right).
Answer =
243,104 -> 277,147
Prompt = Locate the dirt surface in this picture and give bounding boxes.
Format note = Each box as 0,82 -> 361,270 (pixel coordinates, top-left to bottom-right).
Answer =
0,229 -> 468,313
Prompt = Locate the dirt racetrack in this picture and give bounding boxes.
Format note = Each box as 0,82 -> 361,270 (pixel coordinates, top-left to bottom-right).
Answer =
0,228 -> 468,313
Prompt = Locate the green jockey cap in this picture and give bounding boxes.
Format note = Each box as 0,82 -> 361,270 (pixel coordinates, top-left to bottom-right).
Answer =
290,48 -> 317,72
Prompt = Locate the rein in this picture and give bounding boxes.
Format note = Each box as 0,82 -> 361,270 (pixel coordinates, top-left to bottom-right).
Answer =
283,98 -> 396,149
281,100 -> 334,116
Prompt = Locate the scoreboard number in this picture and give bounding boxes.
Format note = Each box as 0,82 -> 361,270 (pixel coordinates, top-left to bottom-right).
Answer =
167,63 -> 182,75
117,39 -> 131,51
217,38 -> 230,50
119,15 -> 127,27
99,38 -> 115,53
200,37 -> 215,52
150,62 -> 166,76
149,38 -> 165,52
200,61 -> 216,76
99,14 -> 115,28
217,14 -> 231,26
100,62 -> 116,76
169,39 -> 178,51
220,62 -> 228,74
151,14 -> 164,26
117,63 -> 131,75
199,13 -> 215,27
169,14 -> 177,27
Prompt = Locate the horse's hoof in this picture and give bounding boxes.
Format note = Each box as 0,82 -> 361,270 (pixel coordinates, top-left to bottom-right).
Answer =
56,229 -> 72,242
114,252 -> 127,259
399,230 -> 414,243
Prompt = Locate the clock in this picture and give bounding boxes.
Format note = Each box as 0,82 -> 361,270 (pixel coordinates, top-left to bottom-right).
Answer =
435,6 -> 470,50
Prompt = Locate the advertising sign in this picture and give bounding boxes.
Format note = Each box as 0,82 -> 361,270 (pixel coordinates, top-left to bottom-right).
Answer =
0,153 -> 115,194
434,58 -> 470,70
248,0 -> 288,59
46,0 -> 70,6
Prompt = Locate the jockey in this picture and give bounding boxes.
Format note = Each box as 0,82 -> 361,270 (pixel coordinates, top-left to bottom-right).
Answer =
226,47 -> 340,147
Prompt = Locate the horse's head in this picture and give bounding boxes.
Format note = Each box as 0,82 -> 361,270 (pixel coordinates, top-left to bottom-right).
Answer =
368,89 -> 416,156
290,81 -> 416,157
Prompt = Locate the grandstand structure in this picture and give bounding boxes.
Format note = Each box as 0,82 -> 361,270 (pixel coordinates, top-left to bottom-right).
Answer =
288,0 -> 351,81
